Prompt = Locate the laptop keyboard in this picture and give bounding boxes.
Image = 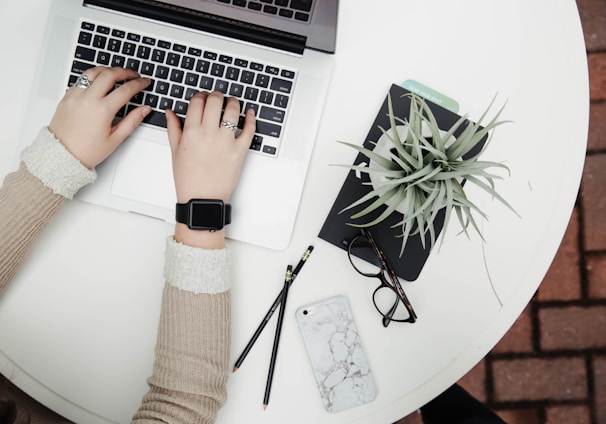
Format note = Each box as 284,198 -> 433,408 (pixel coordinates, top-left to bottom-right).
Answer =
69,20 -> 298,157
215,0 -> 314,23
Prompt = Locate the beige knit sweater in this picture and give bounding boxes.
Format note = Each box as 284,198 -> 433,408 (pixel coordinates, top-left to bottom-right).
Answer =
0,128 -> 230,423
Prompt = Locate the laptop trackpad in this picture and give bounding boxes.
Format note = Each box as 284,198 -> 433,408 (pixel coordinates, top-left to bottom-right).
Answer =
110,139 -> 176,209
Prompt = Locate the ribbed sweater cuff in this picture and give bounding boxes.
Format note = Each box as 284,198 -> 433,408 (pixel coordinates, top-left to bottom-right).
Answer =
164,237 -> 230,294
20,127 -> 97,199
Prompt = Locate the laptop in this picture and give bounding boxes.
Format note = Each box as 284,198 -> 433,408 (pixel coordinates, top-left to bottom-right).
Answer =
21,0 -> 338,249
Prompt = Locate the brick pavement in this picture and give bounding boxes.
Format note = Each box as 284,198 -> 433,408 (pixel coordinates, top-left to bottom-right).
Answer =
397,1 -> 606,423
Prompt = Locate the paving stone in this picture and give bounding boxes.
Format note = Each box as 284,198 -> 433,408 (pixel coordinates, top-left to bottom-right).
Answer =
492,357 -> 587,402
537,208 -> 582,301
587,253 -> 606,299
458,359 -> 487,403
492,305 -> 534,353
577,0 -> 606,51
595,355 -> 606,424
581,154 -> 606,251
589,53 -> 606,101
539,305 -> 606,350
545,405 -> 591,424
495,408 -> 541,424
588,101 -> 606,152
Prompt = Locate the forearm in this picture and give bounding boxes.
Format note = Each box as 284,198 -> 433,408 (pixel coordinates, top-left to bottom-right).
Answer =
0,164 -> 65,294
0,127 -> 96,295
133,239 -> 231,423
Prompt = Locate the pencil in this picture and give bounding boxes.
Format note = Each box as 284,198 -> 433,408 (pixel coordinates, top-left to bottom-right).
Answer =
233,245 -> 313,372
263,265 -> 293,410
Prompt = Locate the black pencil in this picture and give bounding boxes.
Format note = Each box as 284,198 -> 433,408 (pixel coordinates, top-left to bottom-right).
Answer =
263,265 -> 293,410
233,245 -> 313,372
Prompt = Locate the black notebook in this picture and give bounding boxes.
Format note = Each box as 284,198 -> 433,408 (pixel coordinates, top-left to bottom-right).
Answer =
318,84 -> 486,281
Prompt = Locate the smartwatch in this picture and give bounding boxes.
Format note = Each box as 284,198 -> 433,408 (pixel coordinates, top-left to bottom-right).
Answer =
175,199 -> 231,231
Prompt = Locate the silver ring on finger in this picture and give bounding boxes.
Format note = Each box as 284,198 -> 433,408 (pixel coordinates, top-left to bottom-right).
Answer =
73,74 -> 92,90
220,120 -> 238,133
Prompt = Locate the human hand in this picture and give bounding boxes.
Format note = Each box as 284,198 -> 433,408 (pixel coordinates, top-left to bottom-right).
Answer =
166,91 -> 256,204
48,67 -> 152,169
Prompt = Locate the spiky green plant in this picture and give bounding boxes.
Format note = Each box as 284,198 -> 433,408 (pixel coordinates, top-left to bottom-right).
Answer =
338,93 -> 517,256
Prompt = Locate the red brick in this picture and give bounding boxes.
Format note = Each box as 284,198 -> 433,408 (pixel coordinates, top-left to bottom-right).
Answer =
589,53 -> 606,101
539,305 -> 606,350
495,408 -> 541,424
538,208 -> 581,301
576,0 -> 606,51
587,253 -> 606,299
581,154 -> 606,251
458,359 -> 487,402
492,306 -> 534,353
595,355 -> 606,424
588,101 -> 606,152
546,405 -> 591,424
492,357 -> 587,401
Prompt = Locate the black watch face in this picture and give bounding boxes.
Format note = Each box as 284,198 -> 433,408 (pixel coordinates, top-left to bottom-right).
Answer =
190,201 -> 224,230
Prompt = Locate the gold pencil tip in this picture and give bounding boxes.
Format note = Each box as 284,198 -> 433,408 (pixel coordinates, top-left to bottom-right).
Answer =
232,366 -> 238,372
263,404 -> 268,411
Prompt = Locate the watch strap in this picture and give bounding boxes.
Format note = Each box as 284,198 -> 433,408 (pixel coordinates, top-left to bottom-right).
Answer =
175,200 -> 232,228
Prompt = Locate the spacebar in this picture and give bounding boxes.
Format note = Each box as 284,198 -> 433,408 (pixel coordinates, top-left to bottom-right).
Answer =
142,110 -> 167,128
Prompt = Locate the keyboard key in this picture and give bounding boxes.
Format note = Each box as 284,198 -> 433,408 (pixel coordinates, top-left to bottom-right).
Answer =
145,93 -> 159,108
112,29 -> 126,38
244,87 -> 259,101
226,67 -> 240,81
81,22 -> 95,31
174,101 -> 188,115
256,120 -> 281,138
219,54 -> 233,64
185,88 -> 198,100
200,76 -> 214,90
155,65 -> 169,79
159,97 -> 174,110
240,70 -> 255,84
143,110 -> 167,127
152,49 -> 166,63
245,102 -> 259,116
278,9 -> 293,18
250,62 -> 264,71
255,74 -> 270,88
126,58 -> 140,71
78,31 -> 92,46
97,51 -> 111,65
275,0 -> 288,6
170,84 -> 185,98
127,33 -> 141,42
229,83 -> 244,97
270,77 -> 293,93
188,47 -> 202,56
93,35 -> 107,49
259,90 -> 274,104
122,42 -> 136,56
260,106 -> 285,123
170,69 -> 185,83
248,2 -> 262,11
265,66 -> 279,75
131,91 -> 144,104
294,12 -> 310,21
140,62 -> 155,76
233,0 -> 246,6
96,25 -> 110,34
196,59 -> 210,73
173,43 -> 186,53
280,69 -> 295,79
274,94 -> 289,108
158,40 -> 171,49
263,5 -> 278,14
215,80 -> 229,94
108,39 -> 122,52
155,81 -> 169,95
181,56 -> 195,70
184,72 -> 199,86
75,46 -> 95,61
71,60 -> 94,74
137,45 -> 151,59
235,58 -> 248,67
211,63 -> 225,77
111,55 -> 126,67
142,36 -> 156,45
167,53 -> 181,66
204,51 -> 217,60
250,135 -> 263,151
263,145 -> 277,155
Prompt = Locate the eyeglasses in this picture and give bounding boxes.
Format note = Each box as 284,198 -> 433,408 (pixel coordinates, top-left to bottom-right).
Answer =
347,228 -> 417,327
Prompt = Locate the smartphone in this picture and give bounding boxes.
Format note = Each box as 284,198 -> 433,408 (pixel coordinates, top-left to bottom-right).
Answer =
295,295 -> 377,413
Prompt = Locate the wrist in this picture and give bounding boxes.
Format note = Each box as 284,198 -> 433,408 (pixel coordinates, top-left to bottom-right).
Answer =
175,223 -> 225,249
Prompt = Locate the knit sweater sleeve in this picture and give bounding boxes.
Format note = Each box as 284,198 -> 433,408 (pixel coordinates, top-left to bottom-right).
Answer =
0,127 -> 96,294
132,242 -> 231,424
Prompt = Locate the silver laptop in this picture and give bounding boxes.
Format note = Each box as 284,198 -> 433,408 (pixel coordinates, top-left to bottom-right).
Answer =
21,0 -> 338,249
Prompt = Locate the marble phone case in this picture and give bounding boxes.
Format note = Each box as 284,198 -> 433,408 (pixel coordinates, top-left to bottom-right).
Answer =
295,295 -> 377,413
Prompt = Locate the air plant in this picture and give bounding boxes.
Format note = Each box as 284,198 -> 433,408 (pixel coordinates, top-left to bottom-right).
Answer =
338,93 -> 517,256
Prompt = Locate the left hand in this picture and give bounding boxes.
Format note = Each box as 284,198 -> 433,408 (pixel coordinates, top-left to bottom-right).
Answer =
48,66 -> 152,169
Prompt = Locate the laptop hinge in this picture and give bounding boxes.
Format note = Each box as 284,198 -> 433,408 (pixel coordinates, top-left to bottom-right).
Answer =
83,0 -> 307,54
